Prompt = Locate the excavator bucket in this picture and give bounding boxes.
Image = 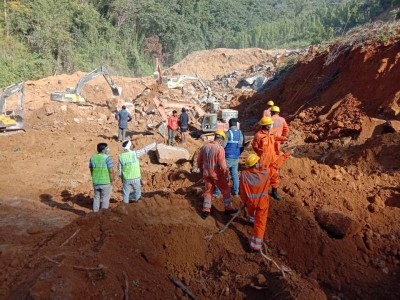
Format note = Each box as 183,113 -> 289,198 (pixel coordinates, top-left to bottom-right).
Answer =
111,86 -> 122,97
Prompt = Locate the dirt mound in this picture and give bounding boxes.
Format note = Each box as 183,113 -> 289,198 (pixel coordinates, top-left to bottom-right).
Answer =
3,195 -> 327,299
1,41 -> 400,300
234,37 -> 400,141
166,48 -> 288,80
22,72 -> 150,111
2,153 -> 400,299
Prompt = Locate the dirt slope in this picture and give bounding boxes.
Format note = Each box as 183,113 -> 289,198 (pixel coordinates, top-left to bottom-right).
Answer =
0,37 -> 399,299
234,38 -> 400,141
166,48 -> 288,80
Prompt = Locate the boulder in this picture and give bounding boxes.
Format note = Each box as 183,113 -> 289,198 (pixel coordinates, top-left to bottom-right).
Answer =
156,144 -> 190,164
316,209 -> 362,238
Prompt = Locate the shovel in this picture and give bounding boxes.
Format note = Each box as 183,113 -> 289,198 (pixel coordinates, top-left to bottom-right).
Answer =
204,204 -> 246,241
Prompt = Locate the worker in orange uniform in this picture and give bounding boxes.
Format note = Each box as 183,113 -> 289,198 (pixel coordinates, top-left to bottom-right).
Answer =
197,130 -> 239,219
240,153 -> 270,252
262,100 -> 274,117
271,106 -> 289,155
252,116 -> 288,201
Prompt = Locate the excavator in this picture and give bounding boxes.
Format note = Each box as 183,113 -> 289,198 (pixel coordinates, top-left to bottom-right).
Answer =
0,81 -> 25,132
166,74 -> 209,90
152,96 -> 238,140
50,65 -> 122,104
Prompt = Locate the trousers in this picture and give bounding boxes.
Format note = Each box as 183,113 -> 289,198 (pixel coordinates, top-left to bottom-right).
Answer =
168,129 -> 176,145
118,128 -> 126,141
122,179 -> 141,203
247,204 -> 269,251
93,184 -> 112,212
202,175 -> 233,212
214,158 -> 239,195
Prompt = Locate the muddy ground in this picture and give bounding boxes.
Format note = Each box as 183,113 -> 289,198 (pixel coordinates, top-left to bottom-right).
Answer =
0,36 -> 399,299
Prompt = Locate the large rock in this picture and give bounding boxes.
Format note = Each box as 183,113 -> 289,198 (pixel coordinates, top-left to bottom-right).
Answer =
156,144 -> 190,164
316,209 -> 362,238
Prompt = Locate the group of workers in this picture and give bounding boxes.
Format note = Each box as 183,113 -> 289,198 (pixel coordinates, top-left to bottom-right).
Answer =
90,99 -> 290,253
89,139 -> 158,212
197,99 -> 290,252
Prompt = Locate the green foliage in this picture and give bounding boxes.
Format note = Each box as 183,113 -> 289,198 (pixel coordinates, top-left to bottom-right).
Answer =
0,0 -> 399,87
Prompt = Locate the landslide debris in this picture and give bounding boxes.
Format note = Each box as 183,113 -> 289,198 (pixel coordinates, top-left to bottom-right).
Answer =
0,35 -> 400,300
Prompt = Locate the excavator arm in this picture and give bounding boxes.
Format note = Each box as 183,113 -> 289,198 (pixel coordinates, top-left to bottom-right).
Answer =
51,65 -> 121,103
0,81 -> 24,115
74,66 -> 121,97
0,81 -> 25,131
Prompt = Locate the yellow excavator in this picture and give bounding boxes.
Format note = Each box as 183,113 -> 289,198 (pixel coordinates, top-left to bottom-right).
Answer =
0,81 -> 25,132
50,65 -> 122,103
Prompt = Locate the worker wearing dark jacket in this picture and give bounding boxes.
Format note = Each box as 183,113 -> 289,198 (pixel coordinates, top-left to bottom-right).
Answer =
179,107 -> 189,144
115,106 -> 132,142
214,118 -> 244,196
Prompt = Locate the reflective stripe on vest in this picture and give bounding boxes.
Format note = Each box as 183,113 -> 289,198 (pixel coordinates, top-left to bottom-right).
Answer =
119,151 -> 141,180
272,116 -> 284,135
225,129 -> 242,159
91,154 -> 110,185
202,144 -> 220,168
227,130 -> 239,144
241,170 -> 268,186
204,162 -> 218,167
241,170 -> 269,198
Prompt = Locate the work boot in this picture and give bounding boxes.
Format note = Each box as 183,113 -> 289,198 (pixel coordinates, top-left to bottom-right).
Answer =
201,211 -> 210,219
248,248 -> 261,254
271,188 -> 282,201
224,208 -> 239,215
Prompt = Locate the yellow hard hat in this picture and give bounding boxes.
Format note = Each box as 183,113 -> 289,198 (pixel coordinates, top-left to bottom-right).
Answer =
245,153 -> 260,167
267,100 -> 274,106
271,106 -> 280,113
215,129 -> 226,140
259,116 -> 274,126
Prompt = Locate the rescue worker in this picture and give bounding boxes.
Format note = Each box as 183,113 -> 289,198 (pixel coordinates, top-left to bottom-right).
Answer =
214,118 -> 245,196
118,139 -> 156,203
197,130 -> 239,219
115,105 -> 132,142
271,106 -> 289,155
89,143 -> 115,212
168,110 -> 179,145
179,107 -> 189,144
240,153 -> 270,252
252,116 -> 288,201
262,100 -> 274,117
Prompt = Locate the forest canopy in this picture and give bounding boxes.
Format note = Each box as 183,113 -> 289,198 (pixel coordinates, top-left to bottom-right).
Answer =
0,0 -> 399,86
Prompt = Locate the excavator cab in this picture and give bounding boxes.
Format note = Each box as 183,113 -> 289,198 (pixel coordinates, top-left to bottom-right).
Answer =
201,109 -> 239,133
201,114 -> 218,132
0,81 -> 25,132
51,65 -> 122,104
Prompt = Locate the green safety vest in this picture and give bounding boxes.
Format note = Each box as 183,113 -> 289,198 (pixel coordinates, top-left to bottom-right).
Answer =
90,153 -> 111,185
119,151 -> 141,180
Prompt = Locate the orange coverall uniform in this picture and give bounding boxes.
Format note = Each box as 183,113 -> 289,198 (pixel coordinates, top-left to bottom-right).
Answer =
271,114 -> 289,155
197,141 -> 233,213
240,167 -> 270,251
262,108 -> 271,117
252,130 -> 287,188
